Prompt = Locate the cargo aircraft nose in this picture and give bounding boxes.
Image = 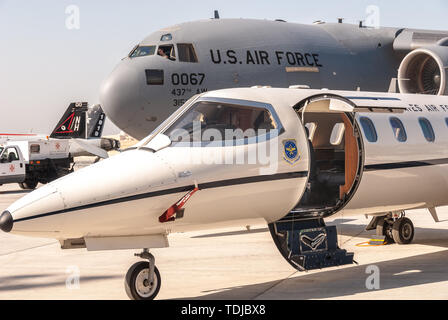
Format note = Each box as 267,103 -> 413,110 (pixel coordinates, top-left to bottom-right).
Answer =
100,61 -> 146,137
0,211 -> 13,233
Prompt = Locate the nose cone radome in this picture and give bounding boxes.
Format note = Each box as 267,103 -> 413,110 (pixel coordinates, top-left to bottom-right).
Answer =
0,211 -> 13,233
100,61 -> 145,136
5,150 -> 177,238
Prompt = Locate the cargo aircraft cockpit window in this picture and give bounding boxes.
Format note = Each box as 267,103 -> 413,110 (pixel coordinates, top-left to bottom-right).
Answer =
177,44 -> 198,63
158,45 -> 176,61
129,45 -> 156,58
164,101 -> 278,144
160,34 -> 172,41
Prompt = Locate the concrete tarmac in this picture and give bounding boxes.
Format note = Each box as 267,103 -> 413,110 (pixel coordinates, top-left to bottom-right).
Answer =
0,183 -> 447,300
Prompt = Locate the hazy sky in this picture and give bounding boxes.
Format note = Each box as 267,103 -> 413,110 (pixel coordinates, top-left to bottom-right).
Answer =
1,0 -> 447,135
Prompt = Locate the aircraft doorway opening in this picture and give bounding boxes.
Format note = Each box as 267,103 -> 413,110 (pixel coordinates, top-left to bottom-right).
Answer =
294,96 -> 364,218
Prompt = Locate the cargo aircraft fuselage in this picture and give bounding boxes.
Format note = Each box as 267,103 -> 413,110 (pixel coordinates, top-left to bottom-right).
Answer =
100,19 -> 448,139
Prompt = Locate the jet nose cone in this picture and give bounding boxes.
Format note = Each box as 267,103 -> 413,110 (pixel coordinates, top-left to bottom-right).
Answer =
100,61 -> 145,136
0,211 -> 13,233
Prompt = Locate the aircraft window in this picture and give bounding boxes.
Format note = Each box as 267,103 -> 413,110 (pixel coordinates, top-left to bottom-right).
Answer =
305,122 -> 317,141
158,45 -> 176,61
389,117 -> 407,142
177,44 -> 198,63
445,118 -> 448,128
145,69 -> 164,85
164,101 -> 278,143
161,34 -> 172,41
330,123 -> 345,145
359,117 -> 378,143
129,45 -> 156,58
418,117 -> 435,142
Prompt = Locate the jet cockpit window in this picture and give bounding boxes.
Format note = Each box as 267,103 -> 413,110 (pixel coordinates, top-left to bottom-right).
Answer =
158,45 -> 176,61
164,101 -> 278,145
389,117 -> 407,142
177,44 -> 198,63
129,45 -> 156,58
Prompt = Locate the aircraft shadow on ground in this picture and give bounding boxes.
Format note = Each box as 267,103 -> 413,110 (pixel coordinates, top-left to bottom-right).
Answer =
181,249 -> 448,300
184,220 -> 448,299
0,274 -> 122,292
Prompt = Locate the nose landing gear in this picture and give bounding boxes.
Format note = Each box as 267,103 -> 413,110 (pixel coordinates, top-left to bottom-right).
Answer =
125,249 -> 161,300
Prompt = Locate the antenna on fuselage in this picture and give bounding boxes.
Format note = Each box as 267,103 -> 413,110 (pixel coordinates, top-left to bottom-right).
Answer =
214,10 -> 220,19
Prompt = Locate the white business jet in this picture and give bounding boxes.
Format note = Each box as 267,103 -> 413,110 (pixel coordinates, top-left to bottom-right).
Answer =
1,87 -> 447,299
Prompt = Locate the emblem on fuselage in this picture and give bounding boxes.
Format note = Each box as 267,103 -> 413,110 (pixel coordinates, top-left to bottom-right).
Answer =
282,139 -> 300,165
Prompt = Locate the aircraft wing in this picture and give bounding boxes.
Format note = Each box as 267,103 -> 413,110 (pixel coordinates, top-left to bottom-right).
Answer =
393,29 -> 448,52
71,139 -> 109,159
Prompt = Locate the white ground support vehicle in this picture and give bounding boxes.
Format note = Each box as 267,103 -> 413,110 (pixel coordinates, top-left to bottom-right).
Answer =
0,139 -> 73,190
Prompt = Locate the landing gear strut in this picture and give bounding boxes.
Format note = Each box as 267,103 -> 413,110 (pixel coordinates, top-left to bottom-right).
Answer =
375,212 -> 415,245
125,249 -> 161,300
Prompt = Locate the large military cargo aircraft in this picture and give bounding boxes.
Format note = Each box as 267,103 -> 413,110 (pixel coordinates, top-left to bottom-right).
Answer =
99,18 -> 448,139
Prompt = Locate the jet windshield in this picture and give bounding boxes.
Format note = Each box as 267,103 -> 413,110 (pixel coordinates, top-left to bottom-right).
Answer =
129,45 -> 156,58
163,101 -> 277,143
138,94 -> 200,148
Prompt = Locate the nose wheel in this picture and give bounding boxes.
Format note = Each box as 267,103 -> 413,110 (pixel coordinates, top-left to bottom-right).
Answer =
125,249 -> 161,300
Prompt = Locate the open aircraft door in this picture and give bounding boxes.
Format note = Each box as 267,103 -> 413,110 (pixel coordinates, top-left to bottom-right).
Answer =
269,93 -> 407,272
